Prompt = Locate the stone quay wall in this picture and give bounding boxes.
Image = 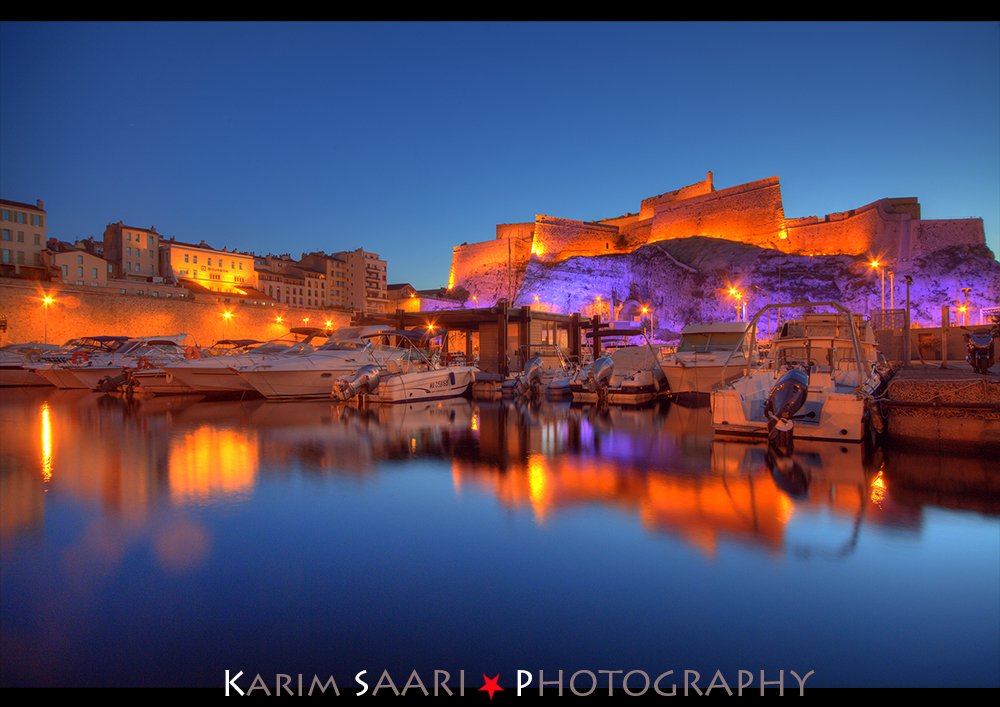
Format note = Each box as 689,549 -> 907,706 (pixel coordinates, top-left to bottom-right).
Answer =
0,279 -> 351,348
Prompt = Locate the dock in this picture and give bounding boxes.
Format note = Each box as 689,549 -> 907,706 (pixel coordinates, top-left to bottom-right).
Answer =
881,362 -> 999,451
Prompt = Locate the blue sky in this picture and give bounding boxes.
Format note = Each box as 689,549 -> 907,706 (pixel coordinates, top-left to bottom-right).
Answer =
2,21 -> 997,290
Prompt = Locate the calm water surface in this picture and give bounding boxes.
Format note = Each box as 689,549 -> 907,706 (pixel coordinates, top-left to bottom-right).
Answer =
1,387 -> 998,690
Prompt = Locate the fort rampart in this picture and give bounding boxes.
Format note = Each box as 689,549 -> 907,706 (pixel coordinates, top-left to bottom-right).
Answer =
0,278 -> 350,348
447,172 -> 986,302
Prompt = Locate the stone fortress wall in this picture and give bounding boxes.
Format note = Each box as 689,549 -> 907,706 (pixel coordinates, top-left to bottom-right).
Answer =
447,172 -> 986,299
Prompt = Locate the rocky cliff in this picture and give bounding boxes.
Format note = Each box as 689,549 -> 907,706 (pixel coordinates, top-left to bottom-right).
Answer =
486,237 -> 1000,340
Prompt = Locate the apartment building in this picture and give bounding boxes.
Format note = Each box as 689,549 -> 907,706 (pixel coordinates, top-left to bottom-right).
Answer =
300,248 -> 387,314
1,199 -> 47,275
161,238 -> 256,296
103,221 -> 163,281
253,254 -> 326,308
47,240 -> 113,287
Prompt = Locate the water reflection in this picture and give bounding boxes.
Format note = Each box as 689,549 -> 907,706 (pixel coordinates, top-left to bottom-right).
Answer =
4,387 -> 995,559
1,387 -> 998,688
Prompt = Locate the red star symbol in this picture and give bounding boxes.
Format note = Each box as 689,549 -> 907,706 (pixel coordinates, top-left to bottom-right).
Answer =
480,674 -> 503,700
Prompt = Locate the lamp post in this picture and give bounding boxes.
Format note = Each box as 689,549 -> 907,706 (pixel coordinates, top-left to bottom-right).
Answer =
42,295 -> 54,344
223,310 -> 232,339
904,275 -> 913,367
889,270 -> 895,311
871,259 -> 885,311
728,287 -> 742,322
961,287 -> 972,326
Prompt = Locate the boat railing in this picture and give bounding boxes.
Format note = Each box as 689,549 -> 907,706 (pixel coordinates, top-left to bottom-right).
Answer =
719,302 -> 869,392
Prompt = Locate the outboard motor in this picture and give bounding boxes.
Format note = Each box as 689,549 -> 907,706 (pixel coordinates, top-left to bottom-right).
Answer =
585,357 -> 614,393
333,365 -> 381,401
966,330 -> 995,375
97,371 -> 130,393
514,357 -> 544,398
764,367 -> 810,455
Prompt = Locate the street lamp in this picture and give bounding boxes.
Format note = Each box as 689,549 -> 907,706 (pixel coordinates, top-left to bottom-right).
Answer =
870,259 -> 885,311
42,295 -> 54,344
223,310 -> 232,339
961,287 -> 972,326
729,287 -> 743,322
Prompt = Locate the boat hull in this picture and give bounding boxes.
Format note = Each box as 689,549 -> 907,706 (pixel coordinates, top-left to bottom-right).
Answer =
662,359 -> 748,396
127,370 -> 198,395
161,361 -> 259,394
31,364 -> 94,389
0,366 -> 52,387
240,362 -> 361,399
711,372 -> 873,442
569,368 -> 667,405
365,366 -> 477,403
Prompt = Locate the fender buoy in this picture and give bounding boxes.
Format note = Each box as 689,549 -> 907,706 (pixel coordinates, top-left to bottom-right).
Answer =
184,347 -> 201,360
71,352 -> 89,365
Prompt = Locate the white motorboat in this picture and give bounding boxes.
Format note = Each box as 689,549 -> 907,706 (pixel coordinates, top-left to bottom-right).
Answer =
237,326 -> 391,400
503,344 -> 579,400
26,336 -> 135,388
161,328 -> 334,396
570,329 -> 668,405
69,335 -> 198,391
0,342 -> 64,386
711,302 -> 886,444
661,322 -> 755,398
332,330 -> 478,404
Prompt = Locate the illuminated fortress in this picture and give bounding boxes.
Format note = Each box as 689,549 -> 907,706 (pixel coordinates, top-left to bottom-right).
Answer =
447,172 -> 986,301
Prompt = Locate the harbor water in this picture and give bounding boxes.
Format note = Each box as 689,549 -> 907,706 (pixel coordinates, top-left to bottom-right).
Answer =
1,387 -> 998,689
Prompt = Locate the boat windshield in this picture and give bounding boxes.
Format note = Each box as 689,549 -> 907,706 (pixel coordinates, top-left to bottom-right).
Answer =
678,331 -> 747,351
367,338 -> 434,367
251,341 -> 295,355
316,339 -> 368,351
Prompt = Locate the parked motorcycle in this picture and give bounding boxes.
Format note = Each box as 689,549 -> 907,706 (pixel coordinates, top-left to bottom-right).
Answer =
966,316 -> 997,374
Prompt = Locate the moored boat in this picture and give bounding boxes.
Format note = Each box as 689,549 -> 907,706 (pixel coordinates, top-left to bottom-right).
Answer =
332,330 -> 479,404
25,336 -> 134,388
161,328 -> 333,396
0,342 -> 64,386
237,326 -> 391,400
711,302 -> 886,444
503,344 -> 579,400
661,322 -> 755,400
569,329 -> 668,405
